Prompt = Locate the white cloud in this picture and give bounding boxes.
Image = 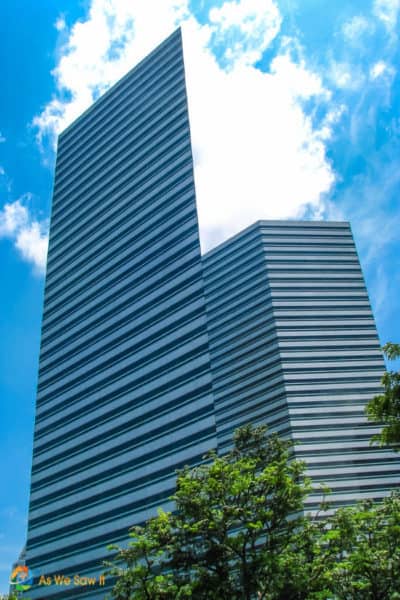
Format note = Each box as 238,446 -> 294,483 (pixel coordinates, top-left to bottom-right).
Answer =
342,15 -> 373,42
317,104 -> 347,141
0,201 -> 28,236
55,16 -> 66,32
34,0 -> 337,251
370,60 -> 395,80
0,132 -> 5,143
333,3 -> 399,95
33,0 -> 190,149
15,222 -> 49,272
0,199 -> 48,273
329,60 -> 365,90
183,21 -> 335,248
370,60 -> 387,79
373,0 -> 400,31
208,0 -> 281,67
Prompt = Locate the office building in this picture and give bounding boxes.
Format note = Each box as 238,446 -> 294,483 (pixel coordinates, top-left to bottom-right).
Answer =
25,29 -> 216,599
202,220 -> 399,509
23,29 -> 400,599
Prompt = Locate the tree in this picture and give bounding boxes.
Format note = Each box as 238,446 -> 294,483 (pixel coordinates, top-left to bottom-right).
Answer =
325,494 -> 400,600
106,424 -> 323,600
366,342 -> 400,450
106,425 -> 400,600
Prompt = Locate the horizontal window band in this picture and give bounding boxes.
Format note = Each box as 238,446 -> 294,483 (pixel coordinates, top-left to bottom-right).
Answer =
48,163 -> 194,270
43,208 -> 198,320
27,487 -> 176,560
42,214 -> 198,327
37,309 -> 206,399
53,67 -> 187,198
35,353 -> 211,428
32,403 -> 214,488
57,34 -> 183,160
39,280 -> 203,378
51,116 -> 190,240
29,439 -> 213,533
48,142 -> 193,257
39,291 -> 204,383
47,156 -> 194,283
36,328 -> 210,408
40,248 -> 201,351
34,372 -> 213,455
32,386 -> 213,494
31,415 -> 214,502
37,316 -> 207,408
30,418 -> 212,523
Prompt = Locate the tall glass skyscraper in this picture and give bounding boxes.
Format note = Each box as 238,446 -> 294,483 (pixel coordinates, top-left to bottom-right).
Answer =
24,29 -> 400,599
25,29 -> 216,600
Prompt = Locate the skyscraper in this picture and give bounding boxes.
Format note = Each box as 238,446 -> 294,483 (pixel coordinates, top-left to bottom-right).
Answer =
25,29 -> 216,600
202,220 -> 399,510
23,28 -> 400,600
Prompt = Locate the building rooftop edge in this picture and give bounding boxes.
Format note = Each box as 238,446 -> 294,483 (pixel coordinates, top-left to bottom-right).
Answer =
58,28 -> 182,141
202,219 -> 350,259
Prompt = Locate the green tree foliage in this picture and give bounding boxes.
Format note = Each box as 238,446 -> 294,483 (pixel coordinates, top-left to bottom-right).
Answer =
106,425 -> 319,600
106,425 -> 400,600
366,342 -> 400,450
326,494 -> 400,600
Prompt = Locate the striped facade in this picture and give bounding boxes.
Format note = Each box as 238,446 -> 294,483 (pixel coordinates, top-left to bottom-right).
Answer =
201,224 -> 289,452
25,29 -> 216,600
24,28 -> 400,600
202,220 -> 400,510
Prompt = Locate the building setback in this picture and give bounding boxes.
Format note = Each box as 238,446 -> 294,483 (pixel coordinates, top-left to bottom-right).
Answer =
23,29 -> 400,600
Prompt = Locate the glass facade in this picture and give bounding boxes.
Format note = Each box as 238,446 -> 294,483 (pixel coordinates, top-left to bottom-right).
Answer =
24,29 -> 400,600
25,29 -> 216,600
202,220 -> 400,510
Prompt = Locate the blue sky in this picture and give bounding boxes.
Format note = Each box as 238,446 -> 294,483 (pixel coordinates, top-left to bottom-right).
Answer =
1,0 -> 399,592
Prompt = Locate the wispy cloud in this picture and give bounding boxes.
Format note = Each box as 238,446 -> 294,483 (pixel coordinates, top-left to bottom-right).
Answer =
0,197 -> 48,273
0,132 -> 5,143
54,16 -> 66,32
33,0 -> 190,151
330,0 -> 398,96
336,145 -> 400,326
208,0 -> 281,68
342,15 -> 374,44
369,60 -> 395,81
373,0 -> 400,33
33,0 -> 338,251
321,2 -> 400,334
328,59 -> 366,91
